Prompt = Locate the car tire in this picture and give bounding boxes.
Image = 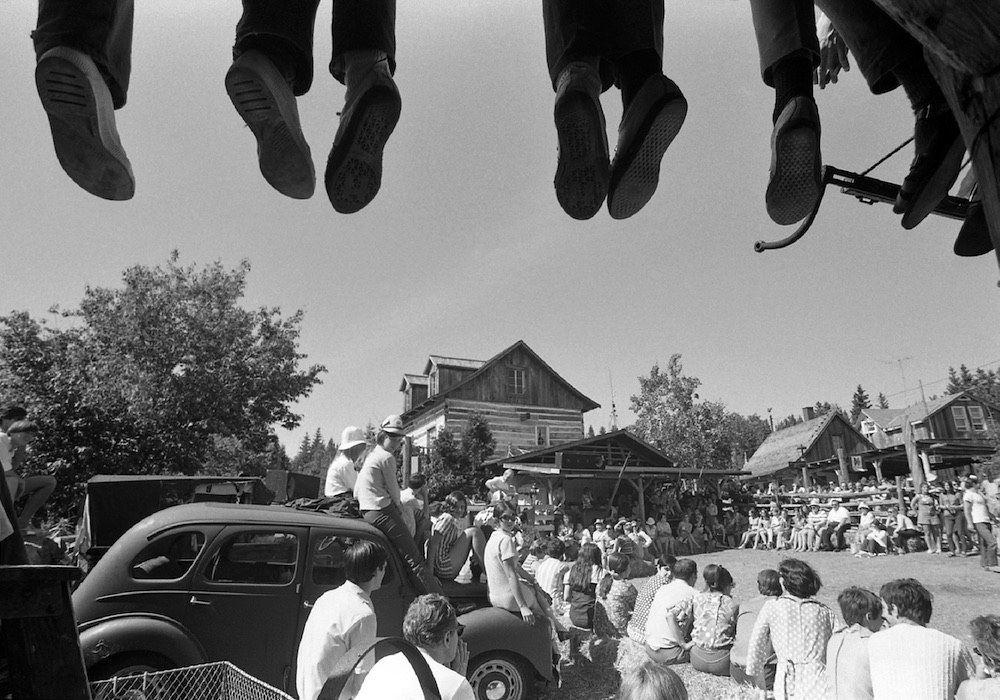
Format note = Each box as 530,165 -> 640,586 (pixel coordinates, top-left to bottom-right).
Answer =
88,652 -> 172,681
468,652 -> 534,700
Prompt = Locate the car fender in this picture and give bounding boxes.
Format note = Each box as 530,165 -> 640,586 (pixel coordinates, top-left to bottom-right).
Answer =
79,614 -> 206,671
458,606 -> 553,681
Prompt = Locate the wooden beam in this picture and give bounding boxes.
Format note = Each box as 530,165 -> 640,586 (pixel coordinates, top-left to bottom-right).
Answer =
872,0 -> 1000,273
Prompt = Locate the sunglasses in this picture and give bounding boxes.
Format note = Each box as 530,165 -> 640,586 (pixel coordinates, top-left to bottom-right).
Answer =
499,514 -> 517,523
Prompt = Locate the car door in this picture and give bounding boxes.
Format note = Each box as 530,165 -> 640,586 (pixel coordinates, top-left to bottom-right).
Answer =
183,524 -> 307,692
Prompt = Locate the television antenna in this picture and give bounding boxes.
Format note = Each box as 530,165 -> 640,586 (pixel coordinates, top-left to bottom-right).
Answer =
877,356 -> 912,402
608,369 -> 619,431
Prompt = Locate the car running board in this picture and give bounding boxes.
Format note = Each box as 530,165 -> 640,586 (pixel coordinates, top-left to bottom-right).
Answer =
754,165 -> 971,252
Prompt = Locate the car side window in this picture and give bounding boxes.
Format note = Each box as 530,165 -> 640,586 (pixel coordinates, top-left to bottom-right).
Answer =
130,531 -> 206,580
205,531 -> 299,585
309,535 -> 395,588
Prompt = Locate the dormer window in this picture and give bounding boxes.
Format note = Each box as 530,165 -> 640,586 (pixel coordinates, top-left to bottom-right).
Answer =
860,419 -> 876,436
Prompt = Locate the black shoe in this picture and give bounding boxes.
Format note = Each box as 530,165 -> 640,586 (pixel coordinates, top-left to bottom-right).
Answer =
895,102 -> 964,229
553,62 -> 609,220
607,74 -> 687,220
226,50 -> 315,199
954,188 -> 994,256
766,96 -> 822,225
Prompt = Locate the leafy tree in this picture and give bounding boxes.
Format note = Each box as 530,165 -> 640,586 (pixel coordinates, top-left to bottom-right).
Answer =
774,414 -> 801,431
0,253 -> 325,521
423,413 -> 496,501
877,393 -> 889,409
850,385 -> 872,425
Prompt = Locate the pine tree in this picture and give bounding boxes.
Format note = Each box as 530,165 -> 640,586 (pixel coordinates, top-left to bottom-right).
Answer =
877,393 -> 889,409
850,385 -> 872,425
587,425 -> 595,438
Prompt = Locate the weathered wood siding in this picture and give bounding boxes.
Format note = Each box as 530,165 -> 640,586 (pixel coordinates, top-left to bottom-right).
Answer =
804,416 -> 871,463
443,399 -> 585,457
446,346 -> 591,411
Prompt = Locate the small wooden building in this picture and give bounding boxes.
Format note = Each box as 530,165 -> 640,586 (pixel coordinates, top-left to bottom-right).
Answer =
400,340 -> 600,461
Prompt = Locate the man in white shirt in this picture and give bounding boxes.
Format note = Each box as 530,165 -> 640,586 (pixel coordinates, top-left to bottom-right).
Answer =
821,498 -> 851,551
868,578 -> 974,700
296,540 -> 387,700
356,594 -> 473,700
644,559 -> 698,664
324,426 -> 368,498
963,475 -> 999,571
400,472 -> 428,547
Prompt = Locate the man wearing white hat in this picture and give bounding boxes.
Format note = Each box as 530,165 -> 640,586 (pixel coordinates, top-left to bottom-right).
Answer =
356,415 -> 443,594
325,426 -> 368,498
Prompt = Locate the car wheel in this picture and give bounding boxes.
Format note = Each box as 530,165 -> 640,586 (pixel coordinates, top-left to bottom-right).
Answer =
88,652 -> 172,681
468,652 -> 534,700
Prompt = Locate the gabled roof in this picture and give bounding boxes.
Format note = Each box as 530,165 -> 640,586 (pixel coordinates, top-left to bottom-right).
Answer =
402,340 -> 600,421
744,412 -> 839,479
398,373 -> 429,392
858,408 -> 903,429
423,355 -> 487,373
884,392 -> 968,431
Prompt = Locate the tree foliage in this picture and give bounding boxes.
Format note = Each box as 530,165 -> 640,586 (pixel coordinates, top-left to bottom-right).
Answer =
424,413 -> 497,501
629,355 -> 770,470
0,253 -> 324,520
946,364 -> 1000,406
877,392 -> 889,409
850,384 -> 872,425
291,429 -> 337,480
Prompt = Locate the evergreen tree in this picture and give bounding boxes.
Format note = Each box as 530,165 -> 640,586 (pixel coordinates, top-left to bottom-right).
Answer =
877,393 -> 889,409
850,385 -> 872,425
587,425 -> 595,438
422,413 -> 496,501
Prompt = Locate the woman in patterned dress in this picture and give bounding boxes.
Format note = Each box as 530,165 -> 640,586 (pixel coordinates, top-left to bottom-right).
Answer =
427,491 -> 487,582
690,564 -> 739,675
746,558 -> 837,700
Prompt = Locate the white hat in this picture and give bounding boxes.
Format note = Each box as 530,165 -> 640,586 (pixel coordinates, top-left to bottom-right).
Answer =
859,503 -> 871,510
380,414 -> 406,436
809,498 -> 820,506
340,426 -> 366,449
646,517 -> 655,525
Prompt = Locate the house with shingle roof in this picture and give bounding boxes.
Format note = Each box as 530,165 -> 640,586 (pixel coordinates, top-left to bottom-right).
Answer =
744,407 -> 876,489
398,340 -> 600,463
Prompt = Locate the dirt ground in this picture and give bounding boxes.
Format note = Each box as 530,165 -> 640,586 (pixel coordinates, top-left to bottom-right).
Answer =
536,547 -> 1000,700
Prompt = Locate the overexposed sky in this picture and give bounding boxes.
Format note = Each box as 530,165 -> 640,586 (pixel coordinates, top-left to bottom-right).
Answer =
2,0 -> 997,457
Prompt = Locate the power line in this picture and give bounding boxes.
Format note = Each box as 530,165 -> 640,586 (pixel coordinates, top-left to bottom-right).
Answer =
879,357 -> 1000,401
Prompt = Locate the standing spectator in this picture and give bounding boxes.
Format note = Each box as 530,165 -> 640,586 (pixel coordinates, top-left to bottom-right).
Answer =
617,661 -> 689,700
592,518 -> 611,558
355,415 -> 441,594
963,476 -> 999,572
644,559 -> 698,665
911,483 -> 942,554
324,426 -> 367,498
868,578 -> 975,699
427,492 -> 486,584
295,540 -> 386,700
730,569 -> 781,693
627,555 -> 676,643
355,594 -> 473,700
956,615 -> 1000,699
564,542 -> 604,632
826,586 -> 884,700
746,558 -> 837,700
597,552 -> 637,637
690,565 -> 739,676
939,481 -> 969,557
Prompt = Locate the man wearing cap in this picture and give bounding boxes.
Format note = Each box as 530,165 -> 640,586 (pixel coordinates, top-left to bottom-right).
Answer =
325,426 -> 368,498
963,475 -> 999,571
356,415 -> 443,594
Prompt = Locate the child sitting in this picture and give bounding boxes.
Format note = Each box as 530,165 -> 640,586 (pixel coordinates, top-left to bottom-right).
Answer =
535,538 -> 570,614
826,587 -> 883,699
596,552 -> 637,638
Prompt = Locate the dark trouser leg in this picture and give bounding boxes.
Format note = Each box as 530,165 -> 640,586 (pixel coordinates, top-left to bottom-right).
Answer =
748,0 -> 818,87
813,0 -> 922,95
363,505 -> 443,593
235,0 -> 320,96
834,522 -> 850,549
33,0 -> 133,108
976,522 -> 998,568
0,471 -> 28,566
543,0 -> 612,90
330,0 -> 396,84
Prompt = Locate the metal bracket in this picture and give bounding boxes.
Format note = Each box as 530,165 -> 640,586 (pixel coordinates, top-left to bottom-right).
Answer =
755,165 -> 971,252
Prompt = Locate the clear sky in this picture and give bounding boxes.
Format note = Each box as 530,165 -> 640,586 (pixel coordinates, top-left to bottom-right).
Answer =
2,0 -> 997,458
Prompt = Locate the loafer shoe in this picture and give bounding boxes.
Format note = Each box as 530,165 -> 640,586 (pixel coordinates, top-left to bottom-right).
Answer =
766,96 -> 822,225
607,74 -> 687,220
954,188 -> 994,257
325,63 -> 401,214
35,47 -> 134,200
553,62 -> 609,220
226,50 -> 315,199
895,102 -> 964,229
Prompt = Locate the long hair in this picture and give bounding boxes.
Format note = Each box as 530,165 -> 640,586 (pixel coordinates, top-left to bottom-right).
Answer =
567,543 -> 601,592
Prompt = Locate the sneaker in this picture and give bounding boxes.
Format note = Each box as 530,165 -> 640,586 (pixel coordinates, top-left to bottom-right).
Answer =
226,50 -> 315,199
607,74 -> 687,220
766,96 -> 822,225
35,46 -> 134,200
895,102 -> 964,229
553,62 -> 609,220
325,60 -> 401,214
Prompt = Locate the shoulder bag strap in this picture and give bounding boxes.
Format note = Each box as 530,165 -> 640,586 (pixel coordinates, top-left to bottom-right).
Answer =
318,635 -> 442,700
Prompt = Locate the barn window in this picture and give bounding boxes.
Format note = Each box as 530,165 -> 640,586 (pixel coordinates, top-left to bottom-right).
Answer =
951,406 -> 970,433
536,426 -> 549,446
968,405 -> 987,431
508,367 -> 525,396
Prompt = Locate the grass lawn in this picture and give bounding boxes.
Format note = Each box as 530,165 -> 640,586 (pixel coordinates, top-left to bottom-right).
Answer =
537,547 -> 1000,700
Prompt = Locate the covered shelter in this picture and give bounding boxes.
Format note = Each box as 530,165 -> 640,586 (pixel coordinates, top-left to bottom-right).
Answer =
483,429 -> 747,526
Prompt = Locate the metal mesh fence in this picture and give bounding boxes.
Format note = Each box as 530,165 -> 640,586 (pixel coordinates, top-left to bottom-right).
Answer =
89,661 -> 294,700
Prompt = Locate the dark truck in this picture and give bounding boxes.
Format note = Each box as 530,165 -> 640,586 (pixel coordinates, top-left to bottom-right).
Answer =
73,501 -> 554,700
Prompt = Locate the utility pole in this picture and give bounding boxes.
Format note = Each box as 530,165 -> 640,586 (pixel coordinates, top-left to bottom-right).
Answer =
878,356 -> 912,404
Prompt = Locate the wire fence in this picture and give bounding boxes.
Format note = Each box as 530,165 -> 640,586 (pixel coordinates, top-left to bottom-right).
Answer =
89,661 -> 294,700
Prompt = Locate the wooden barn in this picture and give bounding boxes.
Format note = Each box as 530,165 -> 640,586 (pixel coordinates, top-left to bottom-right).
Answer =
399,340 -> 600,463
744,407 -> 876,489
